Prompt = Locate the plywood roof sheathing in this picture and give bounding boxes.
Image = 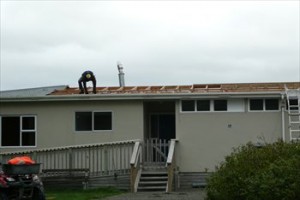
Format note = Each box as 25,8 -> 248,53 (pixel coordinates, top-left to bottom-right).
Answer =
44,82 -> 300,96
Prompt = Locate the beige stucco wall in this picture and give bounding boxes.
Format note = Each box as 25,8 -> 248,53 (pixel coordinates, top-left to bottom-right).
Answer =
175,100 -> 286,172
0,100 -> 144,152
0,98 -> 290,173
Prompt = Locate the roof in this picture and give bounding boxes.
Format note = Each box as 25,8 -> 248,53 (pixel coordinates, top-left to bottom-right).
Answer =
0,82 -> 299,102
50,82 -> 300,95
0,85 -> 68,98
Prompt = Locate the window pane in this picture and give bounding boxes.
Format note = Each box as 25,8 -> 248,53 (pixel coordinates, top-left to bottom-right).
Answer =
265,99 -> 279,110
22,132 -> 35,146
94,112 -> 112,130
22,117 -> 35,130
250,99 -> 263,110
214,100 -> 227,111
1,117 -> 20,146
75,112 -> 92,131
182,100 -> 195,111
197,100 -> 210,111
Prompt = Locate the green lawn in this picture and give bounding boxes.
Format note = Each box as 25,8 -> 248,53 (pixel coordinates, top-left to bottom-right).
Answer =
45,187 -> 123,200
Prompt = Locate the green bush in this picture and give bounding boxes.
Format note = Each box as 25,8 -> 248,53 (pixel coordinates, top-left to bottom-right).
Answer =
206,141 -> 300,200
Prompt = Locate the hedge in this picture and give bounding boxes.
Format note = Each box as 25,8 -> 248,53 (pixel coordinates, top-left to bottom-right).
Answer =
206,141 -> 300,200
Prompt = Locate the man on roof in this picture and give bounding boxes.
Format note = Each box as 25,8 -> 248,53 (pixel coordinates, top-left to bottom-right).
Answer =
78,71 -> 97,94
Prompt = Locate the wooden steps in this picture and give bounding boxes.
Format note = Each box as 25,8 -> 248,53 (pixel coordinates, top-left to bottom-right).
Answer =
137,167 -> 168,192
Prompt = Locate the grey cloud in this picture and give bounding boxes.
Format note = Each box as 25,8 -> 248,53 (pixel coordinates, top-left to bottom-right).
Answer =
0,1 -> 299,91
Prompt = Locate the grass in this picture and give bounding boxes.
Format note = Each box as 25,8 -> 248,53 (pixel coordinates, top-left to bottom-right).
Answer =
45,187 -> 124,200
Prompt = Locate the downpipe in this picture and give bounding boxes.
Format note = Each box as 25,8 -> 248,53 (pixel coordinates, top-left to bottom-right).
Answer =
281,94 -> 286,142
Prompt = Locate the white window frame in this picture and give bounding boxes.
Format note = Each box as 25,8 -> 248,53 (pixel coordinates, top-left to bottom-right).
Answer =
213,99 -> 228,112
0,115 -> 37,148
74,111 -> 113,133
93,111 -> 113,132
180,100 -> 197,112
248,99 -> 280,112
180,99 -> 243,113
196,100 -> 211,112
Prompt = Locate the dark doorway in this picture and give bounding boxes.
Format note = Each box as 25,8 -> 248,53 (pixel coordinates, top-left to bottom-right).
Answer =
150,114 -> 175,140
144,101 -> 176,164
144,101 -> 176,140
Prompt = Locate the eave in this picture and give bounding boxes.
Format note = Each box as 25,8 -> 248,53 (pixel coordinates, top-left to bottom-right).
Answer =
0,91 -> 285,103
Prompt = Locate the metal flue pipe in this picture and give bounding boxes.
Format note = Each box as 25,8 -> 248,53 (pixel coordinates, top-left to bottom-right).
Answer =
117,62 -> 125,87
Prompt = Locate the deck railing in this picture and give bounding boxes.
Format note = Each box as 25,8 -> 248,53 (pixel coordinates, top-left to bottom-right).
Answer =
130,141 -> 142,192
0,140 -> 137,176
166,139 -> 178,192
143,138 -> 169,164
130,139 -> 178,193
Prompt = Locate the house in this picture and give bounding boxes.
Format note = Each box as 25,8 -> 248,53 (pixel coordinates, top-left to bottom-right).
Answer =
0,82 -> 299,190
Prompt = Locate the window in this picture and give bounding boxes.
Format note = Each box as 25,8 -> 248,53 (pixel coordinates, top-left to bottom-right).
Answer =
197,100 -> 210,111
1,116 -> 36,147
181,99 -> 242,112
94,112 -> 112,130
214,100 -> 227,111
75,111 -> 112,132
249,99 -> 279,111
250,99 -> 264,110
21,116 -> 36,146
181,100 -> 195,111
75,112 -> 92,131
265,99 -> 279,110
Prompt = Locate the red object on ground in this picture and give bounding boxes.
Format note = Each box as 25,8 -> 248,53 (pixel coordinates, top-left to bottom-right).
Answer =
8,156 -> 35,165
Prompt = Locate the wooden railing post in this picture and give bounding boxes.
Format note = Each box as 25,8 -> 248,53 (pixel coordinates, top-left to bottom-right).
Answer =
68,148 -> 73,169
104,147 -> 108,175
130,141 -> 142,193
166,139 -> 178,192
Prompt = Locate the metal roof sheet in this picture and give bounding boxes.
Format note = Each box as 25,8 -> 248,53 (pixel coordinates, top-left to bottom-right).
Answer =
0,85 -> 68,98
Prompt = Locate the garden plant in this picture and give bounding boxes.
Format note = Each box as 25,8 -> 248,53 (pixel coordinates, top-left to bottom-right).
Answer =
206,141 -> 300,200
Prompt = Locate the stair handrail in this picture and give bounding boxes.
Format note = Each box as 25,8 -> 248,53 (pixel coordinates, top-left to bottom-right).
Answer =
166,139 -> 178,192
130,141 -> 142,193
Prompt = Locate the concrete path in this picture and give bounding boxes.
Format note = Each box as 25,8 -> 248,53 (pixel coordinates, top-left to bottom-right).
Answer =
103,189 -> 206,200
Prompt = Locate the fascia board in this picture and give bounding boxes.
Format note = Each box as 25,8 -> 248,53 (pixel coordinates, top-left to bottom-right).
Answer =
0,91 -> 284,102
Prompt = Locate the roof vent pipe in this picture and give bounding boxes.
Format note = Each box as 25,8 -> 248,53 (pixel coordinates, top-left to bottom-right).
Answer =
117,62 -> 125,87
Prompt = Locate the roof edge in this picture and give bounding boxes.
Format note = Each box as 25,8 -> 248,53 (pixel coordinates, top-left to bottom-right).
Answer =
0,85 -> 68,92
0,91 -> 285,102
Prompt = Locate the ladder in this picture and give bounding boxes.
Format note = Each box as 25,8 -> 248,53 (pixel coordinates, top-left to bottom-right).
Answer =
285,86 -> 300,141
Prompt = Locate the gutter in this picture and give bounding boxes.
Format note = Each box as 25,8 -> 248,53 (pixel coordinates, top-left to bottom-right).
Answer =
0,91 -> 284,103
281,93 -> 286,142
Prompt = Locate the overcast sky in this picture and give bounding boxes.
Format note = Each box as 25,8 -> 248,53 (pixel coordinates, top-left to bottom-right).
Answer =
0,1 -> 299,91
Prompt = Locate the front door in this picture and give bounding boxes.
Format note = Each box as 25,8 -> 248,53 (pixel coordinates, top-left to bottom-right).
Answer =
143,101 -> 176,164
150,114 -> 175,140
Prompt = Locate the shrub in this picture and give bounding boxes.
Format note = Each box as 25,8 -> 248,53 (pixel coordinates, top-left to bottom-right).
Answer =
206,141 -> 300,200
